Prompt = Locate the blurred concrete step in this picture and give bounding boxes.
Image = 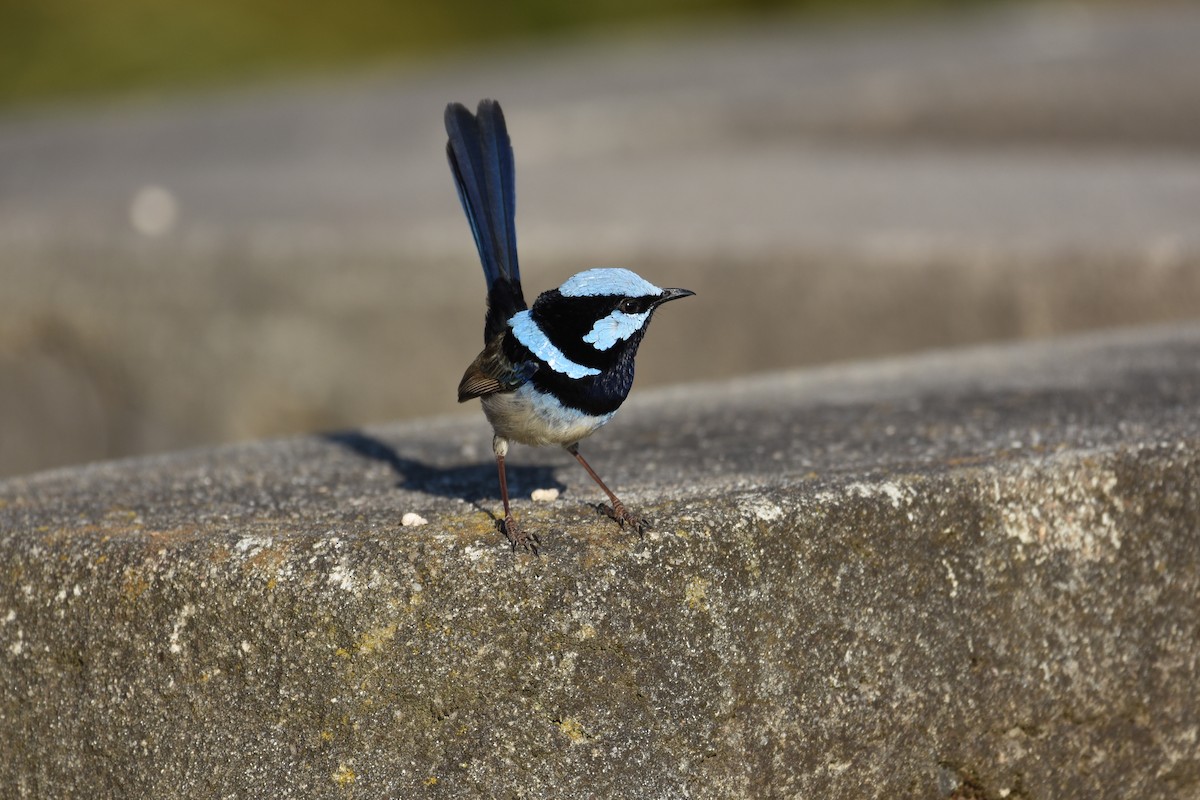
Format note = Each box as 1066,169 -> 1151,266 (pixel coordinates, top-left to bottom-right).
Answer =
3,4 -> 1200,258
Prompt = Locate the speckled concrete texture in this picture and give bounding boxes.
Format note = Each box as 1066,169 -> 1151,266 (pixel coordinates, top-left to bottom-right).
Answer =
1,324 -> 1198,797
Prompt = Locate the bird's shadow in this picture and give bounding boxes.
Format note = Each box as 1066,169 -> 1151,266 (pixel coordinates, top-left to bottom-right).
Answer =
321,430 -> 566,506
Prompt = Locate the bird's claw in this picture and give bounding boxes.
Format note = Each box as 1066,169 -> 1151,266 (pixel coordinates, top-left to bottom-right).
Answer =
598,502 -> 650,537
501,515 -> 540,555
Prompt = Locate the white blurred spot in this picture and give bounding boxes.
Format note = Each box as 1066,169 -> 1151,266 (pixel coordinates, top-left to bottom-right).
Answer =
130,185 -> 178,237
401,512 -> 428,527
531,488 -> 560,503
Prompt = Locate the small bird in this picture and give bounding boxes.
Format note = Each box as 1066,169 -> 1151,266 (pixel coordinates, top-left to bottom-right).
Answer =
444,99 -> 694,552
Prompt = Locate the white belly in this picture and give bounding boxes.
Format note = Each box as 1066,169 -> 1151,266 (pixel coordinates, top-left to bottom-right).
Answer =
481,383 -> 615,447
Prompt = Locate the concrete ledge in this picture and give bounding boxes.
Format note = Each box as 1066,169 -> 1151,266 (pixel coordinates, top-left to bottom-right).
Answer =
2,324 -> 1199,797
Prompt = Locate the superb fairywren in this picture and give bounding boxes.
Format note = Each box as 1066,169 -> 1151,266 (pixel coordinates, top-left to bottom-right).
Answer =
445,99 -> 694,552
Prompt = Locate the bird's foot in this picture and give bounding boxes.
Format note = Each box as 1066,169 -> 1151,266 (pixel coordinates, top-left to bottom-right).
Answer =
500,515 -> 540,555
598,502 -> 651,537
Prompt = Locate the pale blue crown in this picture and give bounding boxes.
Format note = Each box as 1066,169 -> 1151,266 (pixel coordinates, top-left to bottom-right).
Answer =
558,268 -> 662,299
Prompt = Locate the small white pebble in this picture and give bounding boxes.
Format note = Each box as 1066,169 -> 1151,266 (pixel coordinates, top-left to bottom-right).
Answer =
401,512 -> 428,527
531,488 -> 560,503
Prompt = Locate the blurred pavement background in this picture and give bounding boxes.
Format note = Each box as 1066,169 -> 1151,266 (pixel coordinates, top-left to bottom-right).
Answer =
1,1 -> 1198,477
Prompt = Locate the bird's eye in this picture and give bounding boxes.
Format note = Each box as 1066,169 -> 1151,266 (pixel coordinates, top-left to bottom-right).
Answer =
618,298 -> 642,314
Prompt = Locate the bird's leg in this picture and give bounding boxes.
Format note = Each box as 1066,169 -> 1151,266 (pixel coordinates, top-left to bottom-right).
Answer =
566,443 -> 649,535
494,435 -> 538,553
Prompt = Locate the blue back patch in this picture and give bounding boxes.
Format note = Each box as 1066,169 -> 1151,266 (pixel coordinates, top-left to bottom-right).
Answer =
509,311 -> 601,379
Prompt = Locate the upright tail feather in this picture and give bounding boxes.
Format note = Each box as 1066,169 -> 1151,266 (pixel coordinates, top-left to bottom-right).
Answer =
445,100 -> 526,341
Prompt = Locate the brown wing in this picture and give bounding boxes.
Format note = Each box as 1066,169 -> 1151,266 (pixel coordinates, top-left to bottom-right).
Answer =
457,336 -> 537,402
458,362 -> 504,400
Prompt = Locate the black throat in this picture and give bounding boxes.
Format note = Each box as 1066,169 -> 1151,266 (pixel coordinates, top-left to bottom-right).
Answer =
503,290 -> 653,416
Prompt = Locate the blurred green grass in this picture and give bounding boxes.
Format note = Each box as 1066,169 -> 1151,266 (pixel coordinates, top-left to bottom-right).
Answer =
0,0 -> 1003,108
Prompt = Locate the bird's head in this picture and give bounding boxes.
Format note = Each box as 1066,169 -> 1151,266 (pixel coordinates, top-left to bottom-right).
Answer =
523,268 -> 694,375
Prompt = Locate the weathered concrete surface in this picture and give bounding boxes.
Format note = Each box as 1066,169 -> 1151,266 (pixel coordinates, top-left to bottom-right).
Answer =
1,323 -> 1198,798
3,3 -> 1200,477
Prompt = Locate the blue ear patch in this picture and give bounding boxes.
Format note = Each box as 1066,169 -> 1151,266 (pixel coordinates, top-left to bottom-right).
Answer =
559,268 -> 662,299
583,310 -> 651,351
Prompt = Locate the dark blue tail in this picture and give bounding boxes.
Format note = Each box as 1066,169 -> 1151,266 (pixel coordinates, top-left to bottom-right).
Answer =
445,99 -> 526,342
